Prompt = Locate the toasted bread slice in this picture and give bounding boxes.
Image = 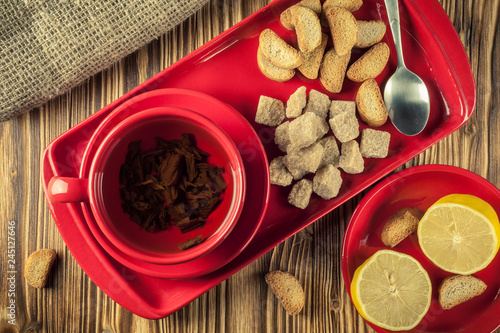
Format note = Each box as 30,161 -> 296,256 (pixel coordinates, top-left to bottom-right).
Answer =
24,249 -> 57,288
323,0 -> 363,12
281,0 -> 322,30
257,46 -> 295,82
355,79 -> 388,126
347,42 -> 390,82
355,20 -> 387,48
299,0 -> 322,14
298,33 -> 328,80
325,7 -> 358,56
265,270 -> 305,315
291,6 -> 322,53
319,47 -> 351,93
280,5 -> 297,30
439,275 -> 487,310
381,207 -> 424,247
259,29 -> 303,69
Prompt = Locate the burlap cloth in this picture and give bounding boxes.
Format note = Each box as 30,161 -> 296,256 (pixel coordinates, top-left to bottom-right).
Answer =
0,0 -> 210,122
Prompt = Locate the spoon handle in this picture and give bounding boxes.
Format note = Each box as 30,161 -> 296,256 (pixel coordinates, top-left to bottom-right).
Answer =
384,0 -> 405,67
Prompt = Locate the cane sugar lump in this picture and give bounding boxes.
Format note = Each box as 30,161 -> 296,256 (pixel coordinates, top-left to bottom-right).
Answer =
339,140 -> 364,174
275,121 -> 291,153
270,157 -> 294,187
360,128 -> 391,158
288,179 -> 313,209
304,89 -> 331,119
286,86 -> 307,118
255,95 -> 286,126
329,107 -> 359,143
313,164 -> 343,199
318,135 -> 340,168
283,142 -> 324,174
288,112 -> 328,151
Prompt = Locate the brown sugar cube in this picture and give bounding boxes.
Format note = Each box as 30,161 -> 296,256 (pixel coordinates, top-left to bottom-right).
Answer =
24,249 -> 57,288
287,165 -> 309,181
298,33 -> 328,80
265,270 -> 305,315
255,95 -> 285,126
329,107 -> 359,143
304,89 -> 331,119
270,157 -> 293,187
360,128 -> 391,158
286,86 -> 307,118
329,100 -> 356,118
275,121 -> 291,153
381,207 -> 425,248
288,179 -> 313,209
283,142 -> 324,173
313,164 -> 343,199
318,135 -> 340,168
288,112 -> 328,151
338,140 -> 364,174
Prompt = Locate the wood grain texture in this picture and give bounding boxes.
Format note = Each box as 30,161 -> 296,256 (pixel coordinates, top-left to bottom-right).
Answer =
0,0 -> 498,332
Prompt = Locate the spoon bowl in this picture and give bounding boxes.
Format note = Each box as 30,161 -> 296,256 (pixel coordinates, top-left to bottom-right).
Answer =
384,0 -> 430,136
384,66 -> 430,136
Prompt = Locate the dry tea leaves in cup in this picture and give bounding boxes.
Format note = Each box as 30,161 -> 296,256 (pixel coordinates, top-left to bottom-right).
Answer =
119,133 -> 227,249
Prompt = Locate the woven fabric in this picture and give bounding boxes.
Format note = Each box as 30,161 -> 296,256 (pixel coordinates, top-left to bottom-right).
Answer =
0,0 -> 209,122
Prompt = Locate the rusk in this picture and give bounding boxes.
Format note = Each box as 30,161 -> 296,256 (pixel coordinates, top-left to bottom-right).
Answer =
265,270 -> 305,315
325,7 -> 358,56
439,275 -> 487,310
347,42 -> 390,82
355,20 -> 386,48
291,5 -> 322,53
257,46 -> 295,82
259,28 -> 303,69
24,249 -> 57,288
298,33 -> 328,80
355,79 -> 388,126
319,47 -> 351,93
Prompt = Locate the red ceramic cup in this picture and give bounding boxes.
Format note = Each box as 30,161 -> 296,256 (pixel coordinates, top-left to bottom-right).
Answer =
47,107 -> 246,265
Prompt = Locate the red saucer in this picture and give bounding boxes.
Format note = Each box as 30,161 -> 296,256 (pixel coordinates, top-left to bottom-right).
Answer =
80,89 -> 269,279
342,165 -> 500,333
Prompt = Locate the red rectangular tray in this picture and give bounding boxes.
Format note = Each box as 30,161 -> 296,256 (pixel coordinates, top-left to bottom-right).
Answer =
41,0 -> 475,319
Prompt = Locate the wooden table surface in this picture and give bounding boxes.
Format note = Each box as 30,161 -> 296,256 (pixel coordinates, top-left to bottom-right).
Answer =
1,0 -> 499,332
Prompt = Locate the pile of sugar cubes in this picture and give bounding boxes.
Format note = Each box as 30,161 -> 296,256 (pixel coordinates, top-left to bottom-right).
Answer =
255,87 -> 391,209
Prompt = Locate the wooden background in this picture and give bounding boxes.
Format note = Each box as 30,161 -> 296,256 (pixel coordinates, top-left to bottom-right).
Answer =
1,0 -> 499,332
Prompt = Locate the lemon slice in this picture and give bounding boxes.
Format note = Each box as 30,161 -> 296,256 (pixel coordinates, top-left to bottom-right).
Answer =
417,194 -> 500,275
351,250 -> 432,331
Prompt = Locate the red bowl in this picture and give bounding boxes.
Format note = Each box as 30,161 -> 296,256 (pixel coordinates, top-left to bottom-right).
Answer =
89,106 -> 246,265
342,164 -> 500,333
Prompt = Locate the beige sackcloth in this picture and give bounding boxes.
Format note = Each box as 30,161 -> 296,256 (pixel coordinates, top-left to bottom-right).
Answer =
0,0 -> 209,122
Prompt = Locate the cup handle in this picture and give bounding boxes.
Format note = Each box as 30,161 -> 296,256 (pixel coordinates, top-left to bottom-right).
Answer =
47,177 -> 89,203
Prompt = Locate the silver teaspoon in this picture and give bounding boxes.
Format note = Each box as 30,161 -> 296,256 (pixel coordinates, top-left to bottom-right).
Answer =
383,0 -> 430,136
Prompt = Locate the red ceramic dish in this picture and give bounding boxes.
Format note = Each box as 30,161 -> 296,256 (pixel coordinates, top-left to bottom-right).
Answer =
80,89 -> 269,278
90,107 -> 245,265
41,0 -> 475,319
342,165 -> 500,333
